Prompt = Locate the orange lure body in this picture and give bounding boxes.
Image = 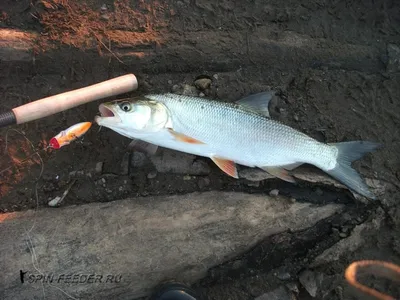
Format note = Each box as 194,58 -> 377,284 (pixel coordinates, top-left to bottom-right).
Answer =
49,122 -> 92,149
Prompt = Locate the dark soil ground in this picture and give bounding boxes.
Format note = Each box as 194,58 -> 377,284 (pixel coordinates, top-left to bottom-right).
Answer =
0,0 -> 400,299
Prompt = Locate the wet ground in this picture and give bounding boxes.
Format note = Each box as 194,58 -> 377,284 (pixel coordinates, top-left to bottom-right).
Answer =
0,0 -> 399,299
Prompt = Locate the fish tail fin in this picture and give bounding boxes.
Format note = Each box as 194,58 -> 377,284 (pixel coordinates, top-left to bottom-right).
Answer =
326,141 -> 382,200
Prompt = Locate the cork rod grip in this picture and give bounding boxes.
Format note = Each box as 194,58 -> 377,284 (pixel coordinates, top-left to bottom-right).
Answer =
12,74 -> 138,125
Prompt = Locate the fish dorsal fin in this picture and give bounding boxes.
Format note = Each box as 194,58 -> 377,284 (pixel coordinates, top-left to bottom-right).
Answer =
236,91 -> 275,117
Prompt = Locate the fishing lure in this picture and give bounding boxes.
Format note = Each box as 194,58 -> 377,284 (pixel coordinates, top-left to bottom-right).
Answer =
49,122 -> 92,149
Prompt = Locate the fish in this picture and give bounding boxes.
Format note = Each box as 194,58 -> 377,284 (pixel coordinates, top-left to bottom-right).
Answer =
49,122 -> 92,149
94,92 -> 381,199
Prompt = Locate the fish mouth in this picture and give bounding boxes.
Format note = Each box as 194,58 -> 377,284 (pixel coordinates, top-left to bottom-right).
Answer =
95,103 -> 121,125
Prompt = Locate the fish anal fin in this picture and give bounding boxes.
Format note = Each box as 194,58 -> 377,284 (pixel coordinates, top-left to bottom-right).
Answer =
236,91 -> 275,118
128,139 -> 159,155
282,162 -> 303,171
211,156 -> 238,178
261,166 -> 296,183
168,128 -> 206,144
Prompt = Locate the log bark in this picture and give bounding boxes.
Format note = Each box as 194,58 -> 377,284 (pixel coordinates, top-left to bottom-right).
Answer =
0,191 -> 343,300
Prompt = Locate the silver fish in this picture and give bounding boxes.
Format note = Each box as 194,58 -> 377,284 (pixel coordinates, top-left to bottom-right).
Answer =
94,92 -> 381,199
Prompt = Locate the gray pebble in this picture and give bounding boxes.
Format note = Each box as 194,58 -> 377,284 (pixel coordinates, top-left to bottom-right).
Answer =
147,171 -> 157,179
269,189 -> 279,197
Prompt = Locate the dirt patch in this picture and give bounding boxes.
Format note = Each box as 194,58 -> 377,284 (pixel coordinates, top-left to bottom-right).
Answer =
0,0 -> 399,299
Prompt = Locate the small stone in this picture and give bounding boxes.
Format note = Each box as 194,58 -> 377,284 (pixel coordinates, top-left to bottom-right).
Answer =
101,178 -> 106,184
339,232 -> 347,238
119,186 -> 123,191
275,267 -> 291,280
290,197 -> 296,203
100,4 -> 107,11
182,84 -> 198,96
213,74 -> 219,80
183,175 -> 192,180
199,92 -> 205,97
197,177 -> 210,189
172,84 -> 180,92
95,162 -> 103,174
147,171 -> 157,179
69,171 -> 77,177
255,286 -> 295,300
168,80 -> 172,85
286,282 -> 299,294
269,189 -> 279,197
299,270 -> 320,297
194,78 -> 211,90
386,44 -> 400,73
279,108 -> 285,113
48,196 -> 62,207
294,115 -> 299,121
246,181 -> 260,187
131,151 -> 147,168
315,187 -> 323,196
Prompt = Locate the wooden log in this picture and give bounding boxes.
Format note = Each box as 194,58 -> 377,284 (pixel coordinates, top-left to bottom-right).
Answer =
0,191 -> 343,300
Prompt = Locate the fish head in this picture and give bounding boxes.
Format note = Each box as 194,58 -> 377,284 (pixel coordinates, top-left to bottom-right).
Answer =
94,98 -> 169,138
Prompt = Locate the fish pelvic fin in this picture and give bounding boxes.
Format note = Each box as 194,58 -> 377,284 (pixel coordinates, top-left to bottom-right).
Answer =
261,166 -> 296,183
211,156 -> 238,178
327,141 -> 382,200
168,128 -> 206,144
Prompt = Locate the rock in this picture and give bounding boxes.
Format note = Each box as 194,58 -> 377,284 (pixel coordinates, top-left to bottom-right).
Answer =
386,44 -> 400,73
255,286 -> 296,300
199,92 -> 205,97
48,196 -> 62,207
275,266 -> 291,280
269,189 -> 280,197
197,177 -> 210,189
246,181 -> 260,187
150,149 -> 210,175
172,84 -> 180,92
147,171 -> 157,179
299,270 -> 323,297
239,168 -> 274,181
182,84 -> 198,96
286,282 -> 299,294
310,208 -> 385,267
95,162 -> 103,174
120,152 -> 130,175
183,175 -> 192,180
131,151 -> 147,168
168,80 -> 172,85
315,187 -> 323,196
213,74 -> 219,80
194,78 -> 211,90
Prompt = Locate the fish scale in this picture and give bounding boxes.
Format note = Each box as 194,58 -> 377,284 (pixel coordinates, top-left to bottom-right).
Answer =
145,93 -> 335,169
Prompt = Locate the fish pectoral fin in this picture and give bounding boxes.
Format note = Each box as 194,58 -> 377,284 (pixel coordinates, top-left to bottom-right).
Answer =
236,91 -> 275,118
261,166 -> 296,183
211,156 -> 238,178
281,162 -> 303,171
167,128 -> 206,144
128,139 -> 159,155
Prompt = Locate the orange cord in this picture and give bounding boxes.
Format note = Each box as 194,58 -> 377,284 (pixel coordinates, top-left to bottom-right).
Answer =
345,260 -> 400,300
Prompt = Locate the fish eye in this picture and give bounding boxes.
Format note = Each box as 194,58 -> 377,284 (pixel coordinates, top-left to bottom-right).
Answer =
119,102 -> 132,112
